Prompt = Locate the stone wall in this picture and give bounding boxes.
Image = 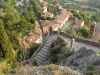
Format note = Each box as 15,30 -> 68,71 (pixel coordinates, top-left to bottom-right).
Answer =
54,37 -> 65,46
53,31 -> 100,48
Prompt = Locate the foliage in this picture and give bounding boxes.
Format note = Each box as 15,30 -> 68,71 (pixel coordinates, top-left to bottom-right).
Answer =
61,42 -> 68,46
33,59 -> 37,66
50,46 -> 60,54
80,27 -> 90,37
30,0 -> 42,16
87,65 -> 95,71
70,29 -> 77,36
55,70 -> 62,75
0,19 -> 15,63
22,11 -> 36,24
50,54 -> 58,63
64,50 -> 69,58
47,5 -> 60,15
25,43 -> 40,60
0,61 -> 12,74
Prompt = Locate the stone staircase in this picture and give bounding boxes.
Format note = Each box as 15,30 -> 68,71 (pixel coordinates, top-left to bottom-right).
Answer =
34,34 -> 57,66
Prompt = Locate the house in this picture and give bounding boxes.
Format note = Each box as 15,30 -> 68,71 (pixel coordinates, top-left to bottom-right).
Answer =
71,18 -> 84,30
40,20 -> 58,32
41,11 -> 54,18
40,2 -> 48,13
25,21 -> 42,45
53,8 -> 72,28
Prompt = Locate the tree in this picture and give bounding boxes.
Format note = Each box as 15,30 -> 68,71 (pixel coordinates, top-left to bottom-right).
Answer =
0,19 -> 15,63
30,0 -> 42,16
16,20 -> 29,34
70,29 -> 77,36
5,20 -> 13,30
80,27 -> 90,37
22,11 -> 36,23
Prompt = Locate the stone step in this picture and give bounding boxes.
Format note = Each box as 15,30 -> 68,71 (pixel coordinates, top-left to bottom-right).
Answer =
41,49 -> 50,53
35,57 -> 44,65
46,41 -> 52,44
42,46 -> 49,50
48,37 -> 54,41
44,44 -> 51,47
39,50 -> 49,56
46,39 -> 54,43
36,55 -> 46,61
37,52 -> 47,59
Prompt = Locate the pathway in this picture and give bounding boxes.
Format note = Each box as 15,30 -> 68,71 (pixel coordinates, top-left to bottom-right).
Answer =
34,34 -> 57,66
29,32 -> 100,66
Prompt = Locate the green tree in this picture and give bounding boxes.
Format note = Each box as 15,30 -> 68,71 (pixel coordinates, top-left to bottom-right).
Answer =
16,20 -> 29,34
70,29 -> 77,36
80,27 -> 90,37
30,0 -> 42,16
22,11 -> 36,23
0,19 -> 15,63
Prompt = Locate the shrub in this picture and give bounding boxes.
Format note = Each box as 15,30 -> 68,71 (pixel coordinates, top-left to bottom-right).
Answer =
87,65 -> 95,71
50,55 -> 58,63
80,27 -> 90,37
55,70 -> 62,75
64,50 -> 69,58
48,64 -> 58,70
50,46 -> 60,54
61,42 -> 68,46
33,59 -> 37,66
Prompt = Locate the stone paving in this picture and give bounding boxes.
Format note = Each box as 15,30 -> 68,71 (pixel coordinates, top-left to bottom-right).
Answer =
59,35 -> 100,53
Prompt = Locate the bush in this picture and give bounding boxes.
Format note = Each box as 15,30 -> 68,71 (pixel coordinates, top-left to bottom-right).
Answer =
50,55 -> 58,63
50,46 -> 60,54
87,65 -> 95,71
80,27 -> 90,37
33,59 -> 37,66
64,50 -> 69,58
61,42 -> 68,46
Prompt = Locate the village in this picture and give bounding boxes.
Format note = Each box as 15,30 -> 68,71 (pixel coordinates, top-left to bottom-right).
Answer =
23,0 -> 100,46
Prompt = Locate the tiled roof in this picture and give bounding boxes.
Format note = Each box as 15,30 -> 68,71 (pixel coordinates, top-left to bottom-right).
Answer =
25,21 -> 42,45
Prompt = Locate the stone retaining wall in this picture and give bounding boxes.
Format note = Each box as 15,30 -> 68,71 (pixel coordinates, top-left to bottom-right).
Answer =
53,31 -> 100,48
54,37 -> 65,46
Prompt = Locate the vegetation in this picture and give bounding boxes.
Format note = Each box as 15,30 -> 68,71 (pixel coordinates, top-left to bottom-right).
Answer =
80,27 -> 90,37
50,54 -> 58,63
0,0 -> 42,74
61,42 -> 68,46
47,5 -> 60,15
64,50 -> 69,58
87,65 -> 95,71
25,43 -> 40,60
50,46 -> 61,55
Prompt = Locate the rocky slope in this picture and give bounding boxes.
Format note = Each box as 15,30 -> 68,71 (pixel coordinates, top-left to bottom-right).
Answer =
16,64 -> 82,75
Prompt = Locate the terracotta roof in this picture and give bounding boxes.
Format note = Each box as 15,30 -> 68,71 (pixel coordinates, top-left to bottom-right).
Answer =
74,18 -> 84,26
25,21 -> 42,45
71,18 -> 84,30
40,20 -> 58,32
53,9 -> 70,26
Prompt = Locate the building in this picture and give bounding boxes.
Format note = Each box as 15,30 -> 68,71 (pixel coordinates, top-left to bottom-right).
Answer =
25,21 -> 42,45
71,18 -> 84,30
41,11 -> 54,18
